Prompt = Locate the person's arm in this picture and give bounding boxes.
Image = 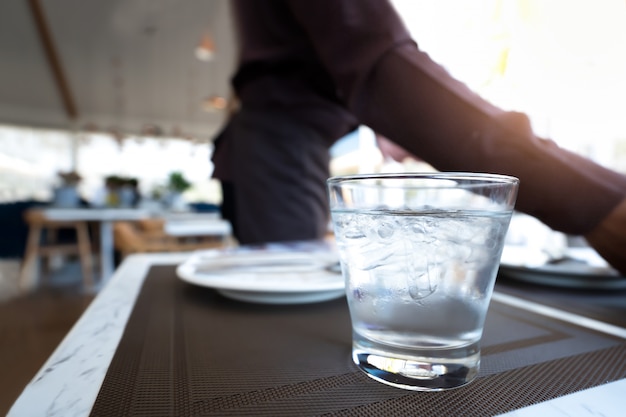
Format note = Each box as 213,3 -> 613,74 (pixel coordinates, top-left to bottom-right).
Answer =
585,198 -> 626,275
287,0 -> 626,236
376,134 -> 416,163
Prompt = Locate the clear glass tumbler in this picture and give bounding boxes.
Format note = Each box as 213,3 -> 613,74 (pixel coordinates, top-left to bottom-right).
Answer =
327,173 -> 519,390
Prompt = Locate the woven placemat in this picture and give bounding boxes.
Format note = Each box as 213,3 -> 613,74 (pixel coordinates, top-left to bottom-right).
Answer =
495,278 -> 626,329
90,265 -> 626,416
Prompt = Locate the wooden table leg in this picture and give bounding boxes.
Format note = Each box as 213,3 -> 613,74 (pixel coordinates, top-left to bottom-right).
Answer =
75,221 -> 95,291
19,223 -> 42,292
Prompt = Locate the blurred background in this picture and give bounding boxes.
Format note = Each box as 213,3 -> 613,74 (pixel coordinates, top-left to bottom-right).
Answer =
2,2 -> 625,413
1,0 -> 625,205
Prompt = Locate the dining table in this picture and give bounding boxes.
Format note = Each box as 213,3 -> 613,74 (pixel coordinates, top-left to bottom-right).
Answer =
31,207 -> 152,285
162,212 -> 233,244
7,245 -> 626,416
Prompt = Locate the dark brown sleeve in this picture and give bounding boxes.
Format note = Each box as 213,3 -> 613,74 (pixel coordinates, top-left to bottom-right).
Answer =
288,0 -> 626,234
357,44 -> 626,234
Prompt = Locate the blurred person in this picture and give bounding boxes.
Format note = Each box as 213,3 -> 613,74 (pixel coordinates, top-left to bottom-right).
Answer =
211,0 -> 626,274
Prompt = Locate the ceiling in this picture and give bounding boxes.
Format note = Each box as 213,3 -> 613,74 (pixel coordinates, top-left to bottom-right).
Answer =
0,0 -> 237,141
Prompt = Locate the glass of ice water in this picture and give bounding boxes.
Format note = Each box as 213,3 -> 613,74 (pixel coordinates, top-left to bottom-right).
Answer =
327,173 -> 519,391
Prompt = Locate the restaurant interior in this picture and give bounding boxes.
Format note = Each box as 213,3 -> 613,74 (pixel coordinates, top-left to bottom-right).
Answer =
1,0 -> 626,415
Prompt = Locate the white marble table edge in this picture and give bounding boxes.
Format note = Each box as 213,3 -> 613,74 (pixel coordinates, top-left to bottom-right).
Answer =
7,252 -> 190,417
7,255 -> 626,417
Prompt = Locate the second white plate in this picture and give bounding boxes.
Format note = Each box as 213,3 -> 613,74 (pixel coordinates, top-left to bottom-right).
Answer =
499,246 -> 626,290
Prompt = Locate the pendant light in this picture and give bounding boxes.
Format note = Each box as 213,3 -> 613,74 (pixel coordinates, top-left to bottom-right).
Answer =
195,33 -> 215,61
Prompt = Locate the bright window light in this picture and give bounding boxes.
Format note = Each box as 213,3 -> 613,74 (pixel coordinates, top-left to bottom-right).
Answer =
393,0 -> 626,172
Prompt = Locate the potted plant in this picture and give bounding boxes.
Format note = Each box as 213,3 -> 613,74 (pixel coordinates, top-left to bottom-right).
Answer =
58,170 -> 82,186
166,171 -> 192,210
53,170 -> 82,207
104,175 -> 140,207
167,171 -> 192,193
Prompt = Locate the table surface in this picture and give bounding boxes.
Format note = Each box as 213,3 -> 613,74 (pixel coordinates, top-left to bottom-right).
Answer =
35,207 -> 153,221
163,218 -> 232,237
29,208 -> 232,285
8,252 -> 626,417
34,207 -> 226,221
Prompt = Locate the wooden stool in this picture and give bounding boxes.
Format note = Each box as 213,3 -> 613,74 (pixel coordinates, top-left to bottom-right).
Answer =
19,209 -> 95,292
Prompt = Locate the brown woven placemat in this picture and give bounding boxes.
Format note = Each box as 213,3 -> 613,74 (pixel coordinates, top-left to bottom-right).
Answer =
90,265 -> 626,416
495,278 -> 626,328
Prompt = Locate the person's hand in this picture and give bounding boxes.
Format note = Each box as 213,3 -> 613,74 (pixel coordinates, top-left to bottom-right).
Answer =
375,134 -> 416,163
585,197 -> 626,276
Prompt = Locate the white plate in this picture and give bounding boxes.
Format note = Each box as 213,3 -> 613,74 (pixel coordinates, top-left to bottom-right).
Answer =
176,243 -> 345,304
216,288 -> 345,305
499,245 -> 626,290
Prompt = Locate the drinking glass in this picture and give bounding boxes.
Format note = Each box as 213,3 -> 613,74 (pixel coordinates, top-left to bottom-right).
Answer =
327,173 -> 519,390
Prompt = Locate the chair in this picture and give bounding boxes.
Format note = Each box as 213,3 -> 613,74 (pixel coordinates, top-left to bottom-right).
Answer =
113,220 -> 225,260
19,209 -> 95,292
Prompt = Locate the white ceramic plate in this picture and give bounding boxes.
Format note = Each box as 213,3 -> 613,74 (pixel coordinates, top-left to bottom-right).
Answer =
176,244 -> 345,304
498,245 -> 626,290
